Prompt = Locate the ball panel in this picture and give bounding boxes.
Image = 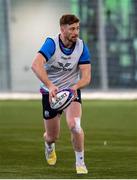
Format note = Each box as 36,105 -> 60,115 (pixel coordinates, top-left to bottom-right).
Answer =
50,89 -> 74,111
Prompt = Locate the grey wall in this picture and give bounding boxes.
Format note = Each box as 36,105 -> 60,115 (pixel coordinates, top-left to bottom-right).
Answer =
10,0 -> 71,92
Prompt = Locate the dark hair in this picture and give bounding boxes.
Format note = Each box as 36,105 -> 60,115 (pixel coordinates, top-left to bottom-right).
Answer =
60,14 -> 80,26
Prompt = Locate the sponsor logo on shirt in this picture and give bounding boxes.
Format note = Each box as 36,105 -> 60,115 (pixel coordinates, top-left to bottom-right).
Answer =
51,62 -> 72,71
61,56 -> 71,60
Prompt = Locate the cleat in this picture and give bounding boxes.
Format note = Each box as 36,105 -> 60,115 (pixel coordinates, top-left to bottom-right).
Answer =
76,164 -> 88,174
46,149 -> 57,165
45,143 -> 57,165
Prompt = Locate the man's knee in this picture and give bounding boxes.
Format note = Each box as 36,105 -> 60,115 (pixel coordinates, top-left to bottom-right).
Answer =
70,117 -> 82,134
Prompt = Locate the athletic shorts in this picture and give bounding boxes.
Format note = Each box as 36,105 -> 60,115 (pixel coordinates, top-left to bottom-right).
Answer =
42,89 -> 82,120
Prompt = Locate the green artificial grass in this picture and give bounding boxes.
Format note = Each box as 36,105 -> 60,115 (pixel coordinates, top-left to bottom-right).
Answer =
0,100 -> 137,178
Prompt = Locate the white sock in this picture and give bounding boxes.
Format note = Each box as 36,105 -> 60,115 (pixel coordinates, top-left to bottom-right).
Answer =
75,151 -> 85,166
45,142 -> 55,152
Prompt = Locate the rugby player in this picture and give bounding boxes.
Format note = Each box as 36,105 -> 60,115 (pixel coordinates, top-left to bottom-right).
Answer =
31,14 -> 91,174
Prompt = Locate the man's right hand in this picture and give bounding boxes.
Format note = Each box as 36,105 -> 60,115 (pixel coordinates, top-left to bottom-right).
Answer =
48,84 -> 59,102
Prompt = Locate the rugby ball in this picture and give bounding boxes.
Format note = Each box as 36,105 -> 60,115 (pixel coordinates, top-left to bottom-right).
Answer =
50,89 -> 74,111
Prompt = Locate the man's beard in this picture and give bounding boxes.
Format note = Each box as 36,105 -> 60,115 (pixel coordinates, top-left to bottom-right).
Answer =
67,36 -> 78,43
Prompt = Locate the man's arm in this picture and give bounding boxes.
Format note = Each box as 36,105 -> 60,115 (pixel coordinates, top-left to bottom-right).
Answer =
31,53 -> 58,96
71,64 -> 91,90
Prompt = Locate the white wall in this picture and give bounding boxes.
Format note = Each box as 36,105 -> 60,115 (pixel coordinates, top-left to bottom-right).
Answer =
10,0 -> 71,92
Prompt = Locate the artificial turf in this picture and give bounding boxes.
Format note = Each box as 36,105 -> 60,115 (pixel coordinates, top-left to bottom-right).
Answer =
0,100 -> 137,178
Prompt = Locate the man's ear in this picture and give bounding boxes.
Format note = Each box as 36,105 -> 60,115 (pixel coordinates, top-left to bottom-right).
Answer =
60,25 -> 68,34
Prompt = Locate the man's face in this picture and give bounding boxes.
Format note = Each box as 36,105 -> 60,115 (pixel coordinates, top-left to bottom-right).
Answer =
61,22 -> 80,43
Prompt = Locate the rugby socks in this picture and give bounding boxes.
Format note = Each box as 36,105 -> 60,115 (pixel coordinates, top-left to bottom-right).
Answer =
45,142 -> 55,152
75,151 -> 85,165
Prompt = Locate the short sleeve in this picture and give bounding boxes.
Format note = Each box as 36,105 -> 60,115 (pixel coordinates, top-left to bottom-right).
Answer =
78,43 -> 91,64
38,38 -> 55,61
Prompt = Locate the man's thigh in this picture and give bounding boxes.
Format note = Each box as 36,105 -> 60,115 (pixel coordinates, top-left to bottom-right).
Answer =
42,93 -> 62,136
64,101 -> 82,128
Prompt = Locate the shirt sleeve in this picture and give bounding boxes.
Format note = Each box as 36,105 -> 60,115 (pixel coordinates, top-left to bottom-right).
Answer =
78,43 -> 91,64
38,37 -> 55,61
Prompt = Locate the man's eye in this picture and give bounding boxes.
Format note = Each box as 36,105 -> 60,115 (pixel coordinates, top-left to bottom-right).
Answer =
71,28 -> 75,31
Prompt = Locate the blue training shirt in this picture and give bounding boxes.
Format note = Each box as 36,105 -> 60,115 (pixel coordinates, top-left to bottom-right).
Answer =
39,37 -> 91,64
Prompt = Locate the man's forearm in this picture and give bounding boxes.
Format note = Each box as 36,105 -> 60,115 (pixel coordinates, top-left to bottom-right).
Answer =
72,77 -> 91,90
31,62 -> 53,89
72,64 -> 91,90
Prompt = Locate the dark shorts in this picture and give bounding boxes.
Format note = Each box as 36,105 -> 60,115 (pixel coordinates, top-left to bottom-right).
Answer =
42,89 -> 82,120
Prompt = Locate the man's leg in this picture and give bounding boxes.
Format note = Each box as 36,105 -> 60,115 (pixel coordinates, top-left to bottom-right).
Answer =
64,102 -> 88,174
43,115 -> 60,165
42,93 -> 61,165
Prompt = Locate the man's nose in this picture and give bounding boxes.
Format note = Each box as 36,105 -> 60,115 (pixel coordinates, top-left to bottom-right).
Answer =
74,29 -> 79,35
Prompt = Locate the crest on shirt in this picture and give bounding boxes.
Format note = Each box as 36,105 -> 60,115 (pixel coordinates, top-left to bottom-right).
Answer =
58,62 -> 72,71
51,62 -> 72,71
